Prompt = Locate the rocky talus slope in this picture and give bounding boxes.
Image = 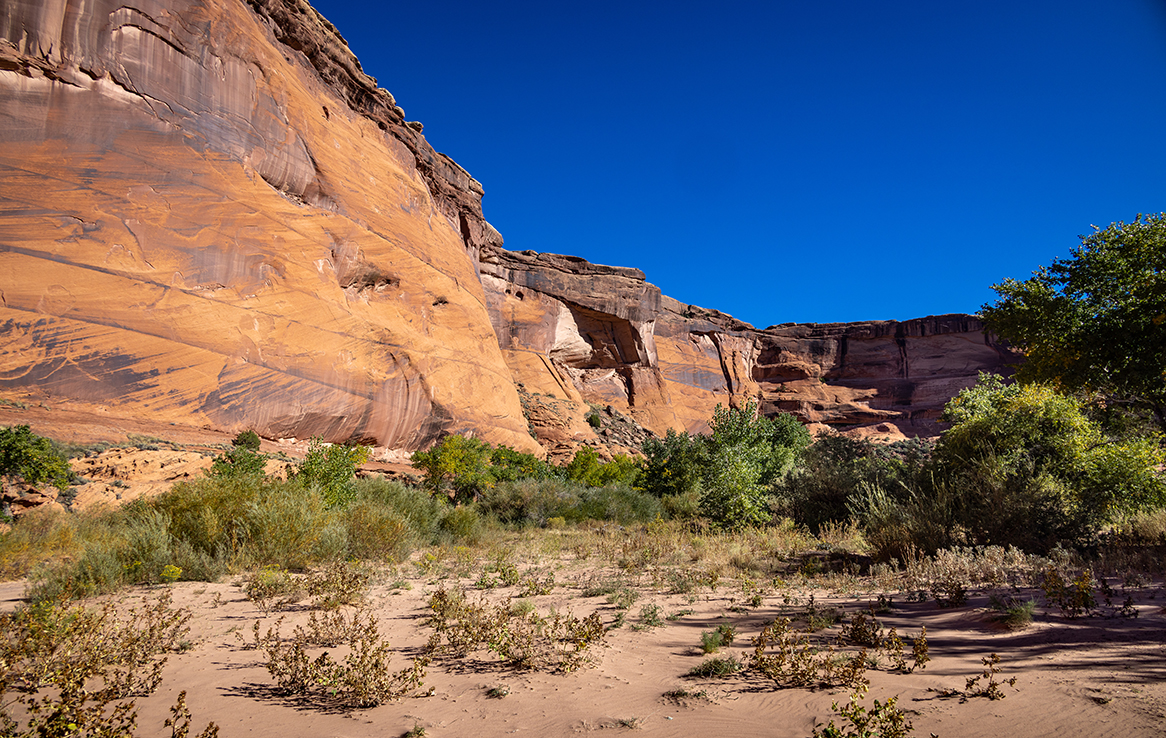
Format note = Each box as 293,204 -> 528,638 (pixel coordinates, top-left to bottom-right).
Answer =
0,0 -> 1017,458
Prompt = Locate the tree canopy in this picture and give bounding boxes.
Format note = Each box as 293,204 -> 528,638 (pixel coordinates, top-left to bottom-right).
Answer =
981,213 -> 1166,429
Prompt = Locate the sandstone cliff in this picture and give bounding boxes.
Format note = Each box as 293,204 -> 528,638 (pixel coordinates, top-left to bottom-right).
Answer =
481,244 -> 1017,443
0,0 -> 1016,457
0,0 -> 535,451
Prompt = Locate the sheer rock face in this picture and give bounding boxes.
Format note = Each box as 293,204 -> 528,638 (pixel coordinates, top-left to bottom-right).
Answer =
0,0 -> 1013,455
481,246 -> 1018,440
0,0 -> 535,451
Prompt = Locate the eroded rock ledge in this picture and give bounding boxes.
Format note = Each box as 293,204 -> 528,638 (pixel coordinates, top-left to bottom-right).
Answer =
481,243 -> 1017,442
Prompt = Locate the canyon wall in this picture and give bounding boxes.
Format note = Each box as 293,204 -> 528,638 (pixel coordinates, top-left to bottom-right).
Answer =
0,0 -> 1017,455
0,0 -> 536,451
481,244 -> 1018,445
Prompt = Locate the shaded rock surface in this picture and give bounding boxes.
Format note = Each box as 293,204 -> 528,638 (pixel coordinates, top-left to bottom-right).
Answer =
483,244 -> 1018,441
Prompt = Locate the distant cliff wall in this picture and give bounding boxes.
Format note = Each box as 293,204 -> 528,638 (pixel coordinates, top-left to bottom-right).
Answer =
481,244 -> 1017,443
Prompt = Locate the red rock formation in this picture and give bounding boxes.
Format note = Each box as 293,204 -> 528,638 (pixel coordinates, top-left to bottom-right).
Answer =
0,0 -> 534,451
481,246 -> 1018,441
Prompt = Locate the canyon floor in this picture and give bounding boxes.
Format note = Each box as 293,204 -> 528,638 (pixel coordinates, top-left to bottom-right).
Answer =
3,533 -> 1163,738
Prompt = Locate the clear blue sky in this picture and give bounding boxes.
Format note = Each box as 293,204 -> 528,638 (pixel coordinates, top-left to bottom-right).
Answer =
309,0 -> 1166,327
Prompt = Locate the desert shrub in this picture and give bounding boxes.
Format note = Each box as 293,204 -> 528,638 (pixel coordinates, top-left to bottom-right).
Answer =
935,376 -> 1166,548
119,506 -> 177,584
687,656 -> 741,678
351,476 -> 446,542
0,424 -> 70,491
243,480 -> 329,570
153,474 -> 265,561
812,684 -> 914,738
295,438 -> 370,509
439,505 -> 484,542
478,478 -> 584,527
344,500 -> 414,561
0,506 -> 82,579
424,587 -> 606,672
0,591 -> 214,737
254,609 -> 427,707
850,375 -> 1166,556
575,485 -> 662,525
776,435 -> 928,532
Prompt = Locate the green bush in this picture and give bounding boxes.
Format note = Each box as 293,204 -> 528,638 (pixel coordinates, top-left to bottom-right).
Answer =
244,480 -> 329,569
639,429 -> 706,499
0,425 -> 70,491
564,447 -> 640,488
776,435 -> 927,533
296,438 -> 370,509
853,375 -> 1166,556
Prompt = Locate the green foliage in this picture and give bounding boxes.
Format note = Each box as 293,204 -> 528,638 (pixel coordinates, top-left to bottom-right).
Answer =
232,430 -> 262,451
296,438 -> 370,509
639,429 -> 706,498
940,375 -> 1166,541
0,425 -> 70,491
776,435 -> 931,532
697,400 -> 811,529
206,432 -> 268,482
854,375 -> 1166,557
411,435 -> 495,503
489,445 -> 560,483
982,213 -> 1166,430
477,478 -> 662,527
564,447 -> 640,488
812,685 -> 915,738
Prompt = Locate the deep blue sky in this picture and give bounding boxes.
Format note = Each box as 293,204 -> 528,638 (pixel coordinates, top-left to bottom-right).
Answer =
309,0 -> 1166,327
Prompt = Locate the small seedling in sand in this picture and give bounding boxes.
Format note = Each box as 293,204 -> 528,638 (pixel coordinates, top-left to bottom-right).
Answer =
404,725 -> 426,738
938,653 -> 1016,702
987,594 -> 1036,629
634,604 -> 664,630
486,685 -> 510,698
666,609 -> 695,621
687,656 -> 742,678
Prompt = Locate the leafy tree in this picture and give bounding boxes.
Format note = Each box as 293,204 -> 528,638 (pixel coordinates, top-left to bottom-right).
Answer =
232,429 -> 262,451
207,431 -> 267,480
489,445 -> 560,482
639,429 -> 706,498
411,435 -> 494,503
296,438 -> 370,509
698,400 -> 811,529
564,447 -> 639,488
0,425 -> 70,490
982,214 -> 1166,430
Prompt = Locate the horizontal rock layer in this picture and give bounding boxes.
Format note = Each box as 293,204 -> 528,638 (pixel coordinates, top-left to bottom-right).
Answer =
482,245 -> 1017,440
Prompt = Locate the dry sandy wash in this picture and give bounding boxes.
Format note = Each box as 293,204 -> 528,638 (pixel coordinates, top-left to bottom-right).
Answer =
3,537 -> 1163,738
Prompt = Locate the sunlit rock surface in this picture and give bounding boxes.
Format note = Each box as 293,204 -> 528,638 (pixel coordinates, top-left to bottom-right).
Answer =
0,0 -> 535,451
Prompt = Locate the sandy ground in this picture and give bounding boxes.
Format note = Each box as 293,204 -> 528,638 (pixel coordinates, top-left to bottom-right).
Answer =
4,553 -> 1162,738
